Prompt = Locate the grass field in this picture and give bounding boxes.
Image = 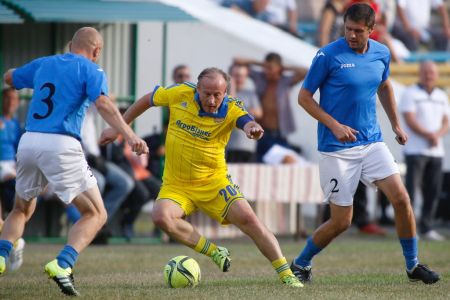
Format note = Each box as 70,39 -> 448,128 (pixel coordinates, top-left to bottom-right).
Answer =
1,234 -> 449,299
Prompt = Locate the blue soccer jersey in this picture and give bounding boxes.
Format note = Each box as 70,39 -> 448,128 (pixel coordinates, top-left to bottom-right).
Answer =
303,38 -> 390,152
12,53 -> 108,140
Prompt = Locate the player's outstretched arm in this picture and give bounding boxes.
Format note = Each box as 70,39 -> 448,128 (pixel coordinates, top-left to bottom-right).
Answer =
96,95 -> 148,155
99,92 -> 152,146
3,69 -> 15,87
299,88 -> 358,143
377,80 -> 407,145
243,121 -> 264,140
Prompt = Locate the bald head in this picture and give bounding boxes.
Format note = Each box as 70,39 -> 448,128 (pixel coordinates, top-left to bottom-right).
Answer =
419,60 -> 439,92
70,27 -> 103,62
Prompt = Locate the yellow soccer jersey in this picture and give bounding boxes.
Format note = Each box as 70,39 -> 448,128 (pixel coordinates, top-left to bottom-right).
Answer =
150,82 -> 250,185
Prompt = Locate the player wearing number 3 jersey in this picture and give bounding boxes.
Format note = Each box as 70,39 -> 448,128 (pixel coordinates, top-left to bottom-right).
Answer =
100,67 -> 302,288
0,27 -> 148,296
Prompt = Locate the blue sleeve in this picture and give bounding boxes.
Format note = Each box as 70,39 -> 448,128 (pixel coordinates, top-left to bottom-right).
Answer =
236,114 -> 254,129
12,57 -> 45,89
302,50 -> 330,94
86,65 -> 108,102
381,53 -> 391,82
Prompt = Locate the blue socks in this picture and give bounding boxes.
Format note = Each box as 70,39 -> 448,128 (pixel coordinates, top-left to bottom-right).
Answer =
65,205 -> 81,224
400,237 -> 419,271
294,237 -> 323,267
0,240 -> 13,259
56,245 -> 79,269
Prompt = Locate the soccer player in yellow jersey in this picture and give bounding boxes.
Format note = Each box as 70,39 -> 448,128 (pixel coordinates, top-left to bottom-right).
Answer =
101,67 -> 302,287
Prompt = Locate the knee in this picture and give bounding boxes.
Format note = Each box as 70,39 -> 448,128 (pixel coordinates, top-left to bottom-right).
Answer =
390,190 -> 411,211
234,212 -> 263,232
330,217 -> 352,235
152,210 -> 174,232
98,207 -> 107,227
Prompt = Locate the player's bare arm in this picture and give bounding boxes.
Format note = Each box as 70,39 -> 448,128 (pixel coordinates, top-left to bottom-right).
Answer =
100,92 -> 152,146
243,121 -> 264,140
96,95 -> 148,155
3,69 -> 15,87
298,88 -> 358,143
377,79 -> 408,145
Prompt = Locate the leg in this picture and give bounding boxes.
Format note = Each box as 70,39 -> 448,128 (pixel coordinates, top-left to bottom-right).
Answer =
225,199 -> 282,261
0,196 -> 36,243
405,155 -> 426,211
67,186 -> 107,252
0,196 -> 36,275
420,157 -> 444,236
375,174 -> 415,239
102,162 -> 134,221
225,199 -> 303,286
152,199 -> 201,247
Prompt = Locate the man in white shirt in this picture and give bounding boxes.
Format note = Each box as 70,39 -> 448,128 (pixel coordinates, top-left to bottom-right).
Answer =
400,60 -> 450,241
392,0 -> 450,51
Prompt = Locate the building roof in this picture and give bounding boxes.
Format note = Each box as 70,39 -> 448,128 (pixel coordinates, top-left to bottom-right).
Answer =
1,0 -> 196,23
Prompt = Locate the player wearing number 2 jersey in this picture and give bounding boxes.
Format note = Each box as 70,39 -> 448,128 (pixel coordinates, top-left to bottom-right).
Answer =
291,4 -> 439,285
0,27 -> 148,296
100,67 -> 303,288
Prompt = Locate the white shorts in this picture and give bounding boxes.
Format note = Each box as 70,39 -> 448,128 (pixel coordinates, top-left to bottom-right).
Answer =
319,142 -> 399,206
0,160 -> 16,182
15,132 -> 97,204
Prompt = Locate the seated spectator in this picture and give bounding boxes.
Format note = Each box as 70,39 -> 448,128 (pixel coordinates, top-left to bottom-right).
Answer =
392,0 -> 450,51
226,64 -> 262,163
103,134 -> 161,240
221,0 -> 300,36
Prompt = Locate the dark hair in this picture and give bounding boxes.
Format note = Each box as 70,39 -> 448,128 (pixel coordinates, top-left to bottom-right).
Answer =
228,63 -> 249,75
197,67 -> 230,93
344,3 -> 375,29
264,52 -> 283,66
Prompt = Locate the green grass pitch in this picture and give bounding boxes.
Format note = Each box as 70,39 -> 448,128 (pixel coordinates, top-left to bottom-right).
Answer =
1,235 -> 449,299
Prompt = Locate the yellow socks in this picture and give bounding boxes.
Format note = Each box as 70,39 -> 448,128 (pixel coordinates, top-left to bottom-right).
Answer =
272,257 -> 294,279
194,236 -> 218,257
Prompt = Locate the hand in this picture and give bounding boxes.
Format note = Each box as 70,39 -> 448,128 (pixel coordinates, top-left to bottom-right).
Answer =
99,128 -> 119,145
331,123 -> 359,143
127,135 -> 149,155
393,127 -> 408,145
244,122 -> 264,140
425,132 -> 439,147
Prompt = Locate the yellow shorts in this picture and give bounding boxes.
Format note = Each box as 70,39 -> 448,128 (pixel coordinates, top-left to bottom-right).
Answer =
157,174 -> 245,224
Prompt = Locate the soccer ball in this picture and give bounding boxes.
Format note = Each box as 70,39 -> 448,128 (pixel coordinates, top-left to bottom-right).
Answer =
164,256 -> 201,288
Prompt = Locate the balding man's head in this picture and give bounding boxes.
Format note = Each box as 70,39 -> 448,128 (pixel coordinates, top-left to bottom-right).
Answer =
419,60 -> 439,92
70,27 -> 103,62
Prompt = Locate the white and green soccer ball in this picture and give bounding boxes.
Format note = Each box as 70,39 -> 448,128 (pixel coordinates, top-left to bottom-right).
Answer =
164,256 -> 201,288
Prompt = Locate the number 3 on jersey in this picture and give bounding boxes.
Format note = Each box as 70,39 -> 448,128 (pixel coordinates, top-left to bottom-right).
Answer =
33,82 -> 55,120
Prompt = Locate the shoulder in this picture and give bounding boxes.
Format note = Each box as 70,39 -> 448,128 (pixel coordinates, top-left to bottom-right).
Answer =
369,39 -> 390,57
228,96 -> 248,113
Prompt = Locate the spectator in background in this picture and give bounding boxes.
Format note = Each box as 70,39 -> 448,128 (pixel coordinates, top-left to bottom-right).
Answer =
172,64 -> 191,85
143,64 -> 191,178
317,0 -> 350,47
80,104 -> 135,242
256,0 -> 299,36
234,53 -> 307,160
400,61 -> 449,241
392,0 -> 450,51
221,0 -> 299,36
0,87 -> 25,272
226,64 -> 262,162
0,88 -> 22,220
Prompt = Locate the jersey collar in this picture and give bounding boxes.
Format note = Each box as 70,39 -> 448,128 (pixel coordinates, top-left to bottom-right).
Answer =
195,92 -> 229,118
